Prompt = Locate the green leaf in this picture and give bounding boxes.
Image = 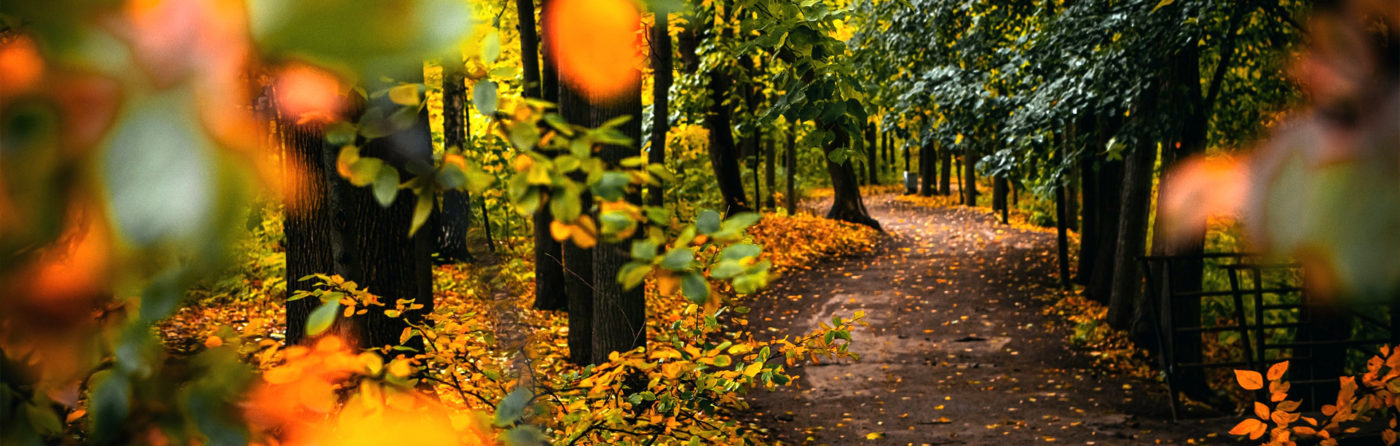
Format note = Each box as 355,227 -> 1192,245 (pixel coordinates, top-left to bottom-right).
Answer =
719,243 -> 762,261
26,403 -> 61,436
681,271 -> 708,304
591,172 -> 632,201
660,247 -> 694,270
550,186 -> 581,221
481,32 -> 502,64
696,210 -> 721,234
617,262 -> 650,289
630,239 -> 658,260
306,299 -> 340,336
348,157 -> 384,186
473,80 -> 498,116
709,260 -> 746,279
372,165 -> 400,207
599,211 -> 635,237
494,387 -> 532,426
502,425 -> 548,446
409,191 -> 433,236
722,212 -> 762,232
732,272 -> 768,294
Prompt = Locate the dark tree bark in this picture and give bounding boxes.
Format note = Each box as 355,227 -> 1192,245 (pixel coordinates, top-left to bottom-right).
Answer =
1107,101 -> 1162,330
993,174 -> 1009,224
531,0 -> 566,312
822,127 -> 881,230
648,8 -> 671,207
557,57 -> 595,365
1055,175 -> 1072,291
339,92 -> 436,350
865,123 -> 877,184
764,134 -> 776,209
1064,171 -> 1077,231
588,89 -> 646,365
436,54 -> 474,263
962,151 -> 979,206
703,69 -> 749,214
938,147 -> 952,195
516,0 -> 541,99
281,119 -> 334,346
1086,157 -> 1124,303
1075,136 -> 1100,285
785,126 -> 797,213
918,143 -> 936,196
539,0 -> 559,104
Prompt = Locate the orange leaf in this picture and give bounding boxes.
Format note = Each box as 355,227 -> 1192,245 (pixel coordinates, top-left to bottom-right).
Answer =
1254,401 -> 1271,420
1250,420 -> 1268,440
1268,361 -> 1290,381
1231,418 -> 1264,436
1235,369 -> 1265,390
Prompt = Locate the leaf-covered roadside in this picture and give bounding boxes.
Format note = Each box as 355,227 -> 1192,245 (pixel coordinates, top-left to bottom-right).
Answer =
149,209 -> 880,444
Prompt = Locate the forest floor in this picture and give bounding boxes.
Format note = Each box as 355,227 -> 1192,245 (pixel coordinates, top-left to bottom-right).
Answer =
742,191 -> 1237,445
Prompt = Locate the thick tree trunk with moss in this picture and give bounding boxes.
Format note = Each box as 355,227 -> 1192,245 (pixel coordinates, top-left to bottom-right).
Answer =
823,127 -> 881,230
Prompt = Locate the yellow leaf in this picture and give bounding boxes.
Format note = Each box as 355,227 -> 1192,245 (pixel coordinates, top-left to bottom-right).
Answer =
388,84 -> 419,106
1235,369 -> 1264,390
864,432 -> 885,440
743,362 -> 762,378
1268,361 -> 1290,381
550,220 -> 572,242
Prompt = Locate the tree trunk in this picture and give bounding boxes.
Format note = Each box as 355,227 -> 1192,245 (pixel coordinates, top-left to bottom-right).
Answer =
557,59 -> 595,365
823,127 -> 881,230
765,134 -> 776,209
437,56 -> 473,263
865,123 -> 877,185
337,91 -> 436,350
1076,153 -> 1099,286
281,119 -> 334,346
589,82 -> 646,365
1056,175 -> 1072,291
516,0 -> 541,99
648,8 -> 671,207
704,68 -> 750,214
918,143 -> 935,196
939,147 -> 952,195
786,126 -> 797,213
1107,131 -> 1160,330
1086,158 -> 1124,303
993,174 -> 1009,224
962,151 -> 979,206
539,0 -> 559,104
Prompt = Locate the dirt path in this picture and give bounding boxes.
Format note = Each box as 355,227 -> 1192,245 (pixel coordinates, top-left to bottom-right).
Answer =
743,192 -> 1231,445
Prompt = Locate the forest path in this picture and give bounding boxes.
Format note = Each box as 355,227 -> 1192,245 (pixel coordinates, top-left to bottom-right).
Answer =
743,192 -> 1226,445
